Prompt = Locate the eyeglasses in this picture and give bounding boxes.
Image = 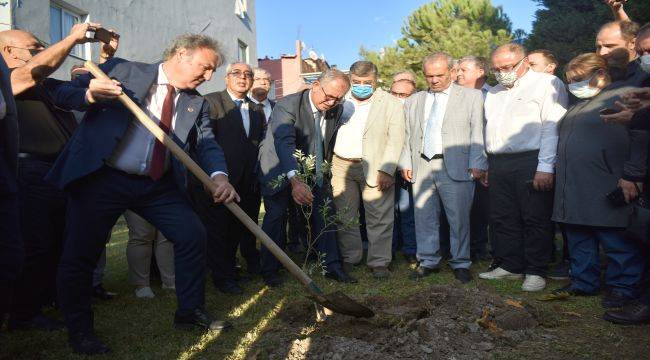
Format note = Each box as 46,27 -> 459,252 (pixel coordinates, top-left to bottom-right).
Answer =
10,46 -> 43,56
228,70 -> 253,79
319,85 -> 344,105
390,91 -> 411,99
492,57 -> 525,73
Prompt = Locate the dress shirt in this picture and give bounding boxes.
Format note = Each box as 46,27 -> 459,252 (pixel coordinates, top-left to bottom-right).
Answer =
109,64 -> 225,178
480,83 -> 492,99
421,84 -> 451,157
287,90 -> 325,179
484,70 -> 568,173
227,89 -> 250,136
250,96 -> 272,122
333,95 -> 372,159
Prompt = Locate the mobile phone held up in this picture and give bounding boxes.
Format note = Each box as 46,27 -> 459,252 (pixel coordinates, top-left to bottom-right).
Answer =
91,28 -> 119,44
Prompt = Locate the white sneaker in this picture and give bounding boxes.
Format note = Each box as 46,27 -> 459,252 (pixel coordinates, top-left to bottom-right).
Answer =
135,286 -> 155,299
478,267 -> 524,280
521,275 -> 546,292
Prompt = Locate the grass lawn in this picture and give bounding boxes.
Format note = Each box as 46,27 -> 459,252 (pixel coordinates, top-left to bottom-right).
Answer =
2,216 -> 650,359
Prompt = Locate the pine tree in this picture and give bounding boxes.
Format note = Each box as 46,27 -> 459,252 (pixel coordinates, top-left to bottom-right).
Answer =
361,0 -> 513,88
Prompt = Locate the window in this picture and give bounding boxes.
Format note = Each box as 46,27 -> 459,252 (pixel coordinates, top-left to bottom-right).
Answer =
50,3 -> 87,58
237,40 -> 248,64
234,0 -> 247,19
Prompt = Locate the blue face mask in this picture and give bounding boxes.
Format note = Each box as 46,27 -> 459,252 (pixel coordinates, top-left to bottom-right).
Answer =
351,84 -> 374,99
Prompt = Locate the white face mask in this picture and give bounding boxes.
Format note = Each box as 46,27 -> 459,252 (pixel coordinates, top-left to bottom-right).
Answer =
640,54 -> 650,73
399,98 -> 406,105
568,75 -> 601,99
495,58 -> 524,87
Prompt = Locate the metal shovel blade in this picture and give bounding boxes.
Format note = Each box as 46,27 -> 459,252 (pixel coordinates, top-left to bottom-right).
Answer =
310,291 -> 375,318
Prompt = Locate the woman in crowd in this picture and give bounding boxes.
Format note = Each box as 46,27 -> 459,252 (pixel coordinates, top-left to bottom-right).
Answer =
551,53 -> 646,308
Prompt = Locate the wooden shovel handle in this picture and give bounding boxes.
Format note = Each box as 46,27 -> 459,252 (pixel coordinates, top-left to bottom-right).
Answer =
84,61 -> 318,292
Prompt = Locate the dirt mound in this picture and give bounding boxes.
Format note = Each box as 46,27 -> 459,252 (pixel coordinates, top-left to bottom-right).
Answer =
255,285 -> 543,359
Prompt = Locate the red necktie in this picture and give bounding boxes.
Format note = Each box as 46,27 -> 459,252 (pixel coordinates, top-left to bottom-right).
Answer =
149,84 -> 175,180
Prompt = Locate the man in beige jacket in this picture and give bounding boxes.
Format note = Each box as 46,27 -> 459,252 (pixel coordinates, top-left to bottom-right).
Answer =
331,61 -> 405,279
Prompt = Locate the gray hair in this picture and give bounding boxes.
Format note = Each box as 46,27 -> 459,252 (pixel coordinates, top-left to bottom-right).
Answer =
253,67 -> 271,79
163,34 -> 223,65
318,68 -> 351,87
491,43 -> 527,59
459,56 -> 488,73
225,62 -> 252,74
392,69 -> 417,83
422,52 -> 454,70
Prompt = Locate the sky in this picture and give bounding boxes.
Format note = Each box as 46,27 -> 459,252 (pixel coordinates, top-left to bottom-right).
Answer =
255,0 -> 541,69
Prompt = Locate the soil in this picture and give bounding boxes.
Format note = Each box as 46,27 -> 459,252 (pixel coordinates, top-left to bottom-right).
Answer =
251,284 -> 550,360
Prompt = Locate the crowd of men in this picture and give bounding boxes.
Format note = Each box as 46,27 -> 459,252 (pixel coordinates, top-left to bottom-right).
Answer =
1,0 -> 650,356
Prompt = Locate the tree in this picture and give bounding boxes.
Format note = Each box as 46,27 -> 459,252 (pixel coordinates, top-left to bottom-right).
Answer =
526,0 -> 650,70
361,0 -> 513,88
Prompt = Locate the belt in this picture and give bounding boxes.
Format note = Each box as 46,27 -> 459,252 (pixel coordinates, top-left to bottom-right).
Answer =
334,154 -> 363,163
18,152 -> 58,163
421,153 -> 443,161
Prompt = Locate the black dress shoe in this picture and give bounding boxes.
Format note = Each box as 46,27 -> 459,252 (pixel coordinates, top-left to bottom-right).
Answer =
8,313 -> 65,332
325,269 -> 358,283
409,266 -> 439,279
453,268 -> 472,284
602,291 -> 634,309
93,284 -> 117,300
604,301 -> 650,325
263,273 -> 284,287
69,331 -> 111,355
404,254 -> 418,264
216,281 -> 244,295
174,309 -> 233,331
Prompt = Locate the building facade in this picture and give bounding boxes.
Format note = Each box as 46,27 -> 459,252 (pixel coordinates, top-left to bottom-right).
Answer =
258,40 -> 331,99
0,0 -> 257,93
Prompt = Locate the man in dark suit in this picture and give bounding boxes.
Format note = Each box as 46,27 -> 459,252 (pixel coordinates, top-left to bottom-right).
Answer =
0,50 -> 20,327
194,62 -> 265,295
0,25 -> 108,332
258,69 -> 356,286
47,34 -> 238,355
250,67 -> 274,122
250,67 -> 306,254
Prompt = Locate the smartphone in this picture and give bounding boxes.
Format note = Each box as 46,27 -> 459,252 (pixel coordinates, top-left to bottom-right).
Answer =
93,28 -> 118,43
606,187 -> 627,207
599,108 -> 620,116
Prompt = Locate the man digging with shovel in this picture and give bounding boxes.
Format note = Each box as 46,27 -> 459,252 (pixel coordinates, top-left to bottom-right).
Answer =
47,34 -> 238,355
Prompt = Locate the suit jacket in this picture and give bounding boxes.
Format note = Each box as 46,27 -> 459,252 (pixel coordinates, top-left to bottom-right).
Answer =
258,89 -> 344,195
343,88 -> 405,187
399,83 -> 487,182
0,56 -> 18,193
45,57 -> 227,190
203,90 -> 265,189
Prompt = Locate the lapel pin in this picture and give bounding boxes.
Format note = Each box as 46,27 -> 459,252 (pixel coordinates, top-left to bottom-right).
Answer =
187,107 -> 194,113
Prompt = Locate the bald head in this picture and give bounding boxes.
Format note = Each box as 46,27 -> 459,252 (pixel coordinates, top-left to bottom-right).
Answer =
596,21 -> 638,62
0,30 -> 44,69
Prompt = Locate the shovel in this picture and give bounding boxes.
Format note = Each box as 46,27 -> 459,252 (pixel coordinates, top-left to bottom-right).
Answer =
84,61 -> 374,319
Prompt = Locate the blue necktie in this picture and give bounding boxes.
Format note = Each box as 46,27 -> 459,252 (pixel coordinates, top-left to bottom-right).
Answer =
422,93 -> 439,159
314,111 -> 324,187
234,99 -> 243,109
